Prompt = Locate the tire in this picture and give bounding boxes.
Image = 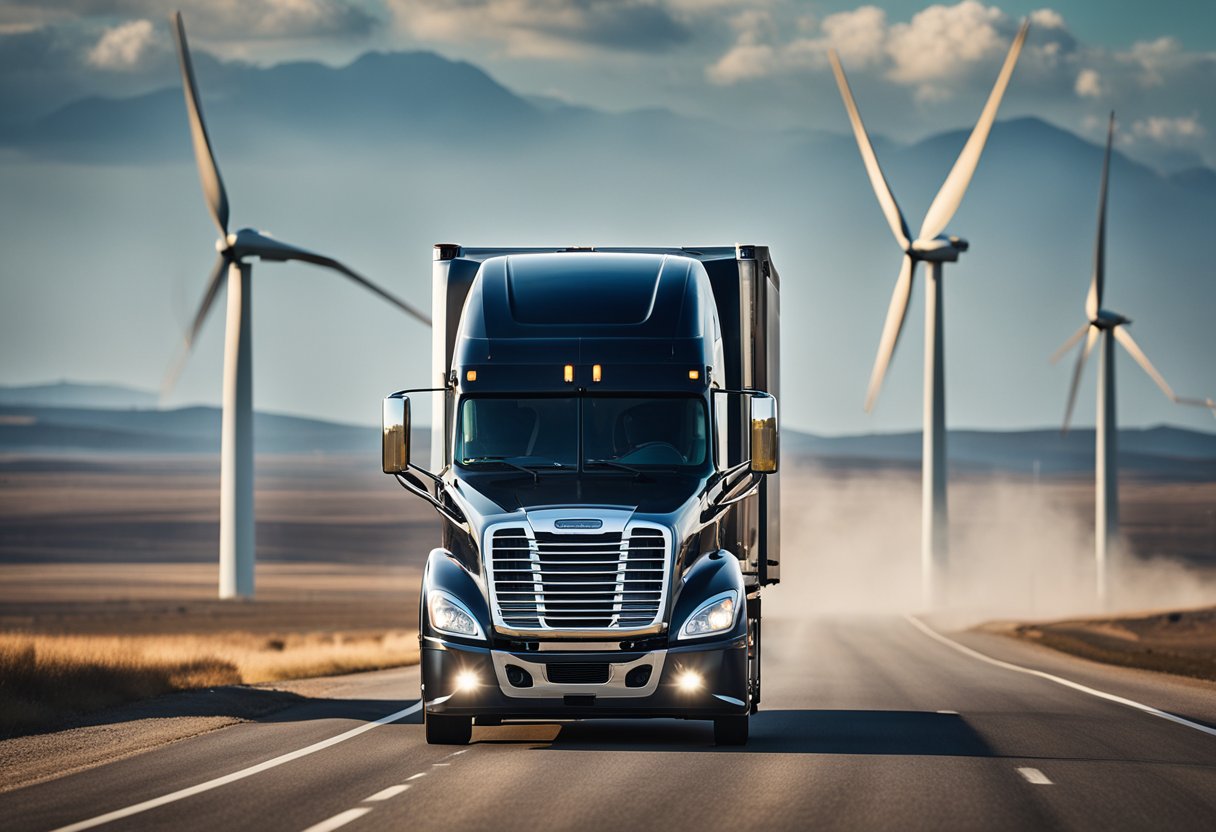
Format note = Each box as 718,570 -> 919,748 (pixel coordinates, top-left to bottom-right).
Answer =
425,710 -> 472,745
713,714 -> 749,746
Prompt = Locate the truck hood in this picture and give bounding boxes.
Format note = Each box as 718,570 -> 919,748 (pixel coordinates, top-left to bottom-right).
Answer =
454,471 -> 705,515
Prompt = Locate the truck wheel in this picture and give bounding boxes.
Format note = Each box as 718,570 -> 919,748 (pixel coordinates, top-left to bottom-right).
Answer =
425,711 -> 472,745
713,714 -> 749,746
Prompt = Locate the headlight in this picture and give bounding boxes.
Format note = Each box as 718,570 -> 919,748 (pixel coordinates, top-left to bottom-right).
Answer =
678,590 -> 738,639
428,590 -> 484,639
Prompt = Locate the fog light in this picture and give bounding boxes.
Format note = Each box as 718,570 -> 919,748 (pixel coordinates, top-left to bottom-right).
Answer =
455,670 -> 479,692
677,671 -> 702,692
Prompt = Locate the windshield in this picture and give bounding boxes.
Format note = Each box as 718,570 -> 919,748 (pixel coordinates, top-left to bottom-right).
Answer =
455,396 -> 708,470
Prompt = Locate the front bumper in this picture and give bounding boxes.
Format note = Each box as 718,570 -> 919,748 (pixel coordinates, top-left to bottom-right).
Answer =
422,634 -> 748,720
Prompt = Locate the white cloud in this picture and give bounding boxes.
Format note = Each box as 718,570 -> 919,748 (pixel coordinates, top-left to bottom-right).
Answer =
389,0 -> 690,59
1126,114 -> 1205,146
1074,68 -> 1102,98
87,19 -> 154,70
821,6 -> 887,68
707,0 -> 1026,101
885,1 -> 1006,90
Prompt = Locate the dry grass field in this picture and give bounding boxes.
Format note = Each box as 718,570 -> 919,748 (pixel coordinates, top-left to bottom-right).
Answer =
0,454 -> 433,734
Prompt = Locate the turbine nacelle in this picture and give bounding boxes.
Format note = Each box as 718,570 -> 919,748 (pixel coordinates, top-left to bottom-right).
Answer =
218,227 -> 321,264
909,235 -> 969,262
1091,309 -> 1130,329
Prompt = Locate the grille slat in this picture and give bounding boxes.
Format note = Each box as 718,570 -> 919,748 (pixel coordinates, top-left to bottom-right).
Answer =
489,526 -> 668,631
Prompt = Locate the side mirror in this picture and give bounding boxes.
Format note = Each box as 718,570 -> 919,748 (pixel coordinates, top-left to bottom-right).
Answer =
382,394 -> 411,474
749,394 -> 778,474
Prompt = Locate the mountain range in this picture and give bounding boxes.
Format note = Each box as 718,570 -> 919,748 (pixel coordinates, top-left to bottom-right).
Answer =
2,383 -> 1213,479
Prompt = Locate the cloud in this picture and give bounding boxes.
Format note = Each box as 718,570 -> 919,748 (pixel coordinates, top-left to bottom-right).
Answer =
2,0 -> 377,40
390,0 -> 691,59
87,19 -> 154,69
1074,67 -> 1102,98
1126,114 -> 1205,146
885,1 -> 1006,91
706,0 -> 1031,100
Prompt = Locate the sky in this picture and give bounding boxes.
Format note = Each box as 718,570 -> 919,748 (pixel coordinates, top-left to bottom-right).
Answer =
2,1 -> 1213,168
0,1 -> 1213,435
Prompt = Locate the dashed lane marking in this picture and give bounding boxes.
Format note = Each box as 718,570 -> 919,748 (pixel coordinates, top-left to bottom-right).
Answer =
907,616 -> 1216,739
406,772 -> 428,781
301,808 -> 373,832
363,785 -> 411,802
50,701 -> 423,832
1018,767 -> 1053,785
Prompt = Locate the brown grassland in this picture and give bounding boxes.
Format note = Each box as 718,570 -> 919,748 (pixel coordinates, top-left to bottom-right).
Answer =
0,454 -> 432,735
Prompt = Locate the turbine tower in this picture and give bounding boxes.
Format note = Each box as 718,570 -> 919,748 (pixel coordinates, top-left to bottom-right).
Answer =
830,22 -> 1028,606
1054,112 -> 1214,607
166,13 -> 431,599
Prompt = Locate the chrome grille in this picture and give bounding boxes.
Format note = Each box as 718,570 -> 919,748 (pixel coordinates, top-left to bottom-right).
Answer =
488,525 -> 669,632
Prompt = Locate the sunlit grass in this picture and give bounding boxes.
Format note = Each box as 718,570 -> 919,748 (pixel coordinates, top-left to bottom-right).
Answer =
0,630 -> 419,736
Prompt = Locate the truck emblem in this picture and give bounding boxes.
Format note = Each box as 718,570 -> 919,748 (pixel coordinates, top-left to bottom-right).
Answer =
555,519 -> 603,530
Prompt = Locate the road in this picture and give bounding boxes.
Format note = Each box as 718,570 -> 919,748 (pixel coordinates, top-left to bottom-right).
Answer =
4,615 -> 1216,832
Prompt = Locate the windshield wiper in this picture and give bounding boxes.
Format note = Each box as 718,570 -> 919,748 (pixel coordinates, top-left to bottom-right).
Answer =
585,459 -> 646,480
462,456 -> 572,484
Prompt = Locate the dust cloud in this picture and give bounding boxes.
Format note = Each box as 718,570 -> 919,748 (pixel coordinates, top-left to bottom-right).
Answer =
764,462 -> 1216,625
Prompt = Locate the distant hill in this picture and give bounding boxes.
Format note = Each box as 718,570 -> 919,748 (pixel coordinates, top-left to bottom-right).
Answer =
784,426 -> 1216,480
2,398 -> 1214,479
0,402 -> 427,458
0,381 -> 157,410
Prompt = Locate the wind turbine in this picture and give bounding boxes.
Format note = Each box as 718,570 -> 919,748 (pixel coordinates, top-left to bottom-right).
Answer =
1054,112 -> 1214,606
166,13 -> 431,599
829,22 -> 1029,605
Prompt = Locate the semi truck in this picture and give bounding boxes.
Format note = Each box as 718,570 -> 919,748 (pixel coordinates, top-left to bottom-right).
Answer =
382,244 -> 781,746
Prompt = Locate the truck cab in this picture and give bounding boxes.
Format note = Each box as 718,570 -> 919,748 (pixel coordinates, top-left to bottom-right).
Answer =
383,245 -> 780,745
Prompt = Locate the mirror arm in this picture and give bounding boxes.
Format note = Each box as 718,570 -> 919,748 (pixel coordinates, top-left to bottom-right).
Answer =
394,473 -> 468,529
408,462 -> 443,487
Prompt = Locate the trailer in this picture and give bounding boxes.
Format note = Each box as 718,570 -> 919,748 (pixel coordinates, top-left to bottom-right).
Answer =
383,244 -> 780,745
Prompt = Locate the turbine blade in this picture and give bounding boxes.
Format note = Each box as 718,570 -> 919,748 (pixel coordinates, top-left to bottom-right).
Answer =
1086,112 -> 1115,320
171,12 -> 229,236
864,256 -> 917,413
293,251 -> 432,327
230,229 -> 431,326
1113,326 -> 1176,401
828,50 -> 911,251
163,254 -> 229,395
1062,325 -> 1098,435
917,20 -> 1029,241
1051,323 -> 1089,364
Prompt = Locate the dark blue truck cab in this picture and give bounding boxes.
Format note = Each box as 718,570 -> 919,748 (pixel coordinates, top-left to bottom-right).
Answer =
382,245 -> 781,745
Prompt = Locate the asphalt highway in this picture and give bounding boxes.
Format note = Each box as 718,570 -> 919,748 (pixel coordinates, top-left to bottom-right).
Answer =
4,615 -> 1215,832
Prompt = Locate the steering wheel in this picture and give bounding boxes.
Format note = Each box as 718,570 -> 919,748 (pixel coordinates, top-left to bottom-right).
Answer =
620,441 -> 685,464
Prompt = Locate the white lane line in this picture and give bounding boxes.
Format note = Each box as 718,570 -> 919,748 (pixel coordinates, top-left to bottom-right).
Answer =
447,749 -> 468,757
301,808 -> 372,832
936,710 -> 959,715
1018,767 -> 1053,785
432,762 -> 451,767
406,772 -> 428,781
363,785 -> 411,802
50,701 -> 422,832
906,616 -> 1216,739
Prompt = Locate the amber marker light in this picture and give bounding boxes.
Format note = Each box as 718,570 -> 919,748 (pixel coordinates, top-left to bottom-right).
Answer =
592,364 -> 602,382
466,370 -> 477,382
563,364 -> 574,383
688,369 -> 700,381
